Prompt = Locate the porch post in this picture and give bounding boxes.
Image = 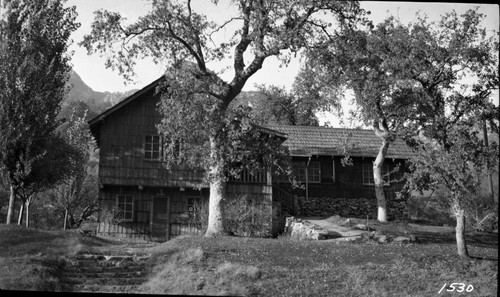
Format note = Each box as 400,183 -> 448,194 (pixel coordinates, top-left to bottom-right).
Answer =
166,195 -> 171,240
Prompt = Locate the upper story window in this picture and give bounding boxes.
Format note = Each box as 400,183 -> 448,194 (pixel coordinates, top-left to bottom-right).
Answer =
145,135 -> 161,160
292,161 -> 321,183
362,163 -> 390,186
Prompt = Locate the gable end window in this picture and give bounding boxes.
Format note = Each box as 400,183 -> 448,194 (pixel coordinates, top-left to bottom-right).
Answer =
117,194 -> 134,221
145,135 -> 161,160
362,163 -> 390,186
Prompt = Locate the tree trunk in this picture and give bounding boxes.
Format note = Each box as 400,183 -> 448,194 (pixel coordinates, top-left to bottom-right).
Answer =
374,139 -> 390,222
6,185 -> 16,224
25,200 -> 30,228
455,206 -> 469,257
64,208 -> 68,230
482,119 -> 494,199
205,136 -> 227,237
17,201 -> 24,225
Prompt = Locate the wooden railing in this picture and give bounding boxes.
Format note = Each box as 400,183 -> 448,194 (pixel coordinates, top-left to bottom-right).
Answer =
229,168 -> 267,184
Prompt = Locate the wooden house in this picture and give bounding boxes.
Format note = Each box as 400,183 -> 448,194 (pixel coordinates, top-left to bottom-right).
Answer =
89,77 -> 412,241
88,78 -> 287,241
265,125 -> 412,219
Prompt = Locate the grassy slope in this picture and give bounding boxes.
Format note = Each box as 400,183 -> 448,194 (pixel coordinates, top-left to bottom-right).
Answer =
0,224 -> 497,296
141,235 -> 498,297
0,225 -> 119,291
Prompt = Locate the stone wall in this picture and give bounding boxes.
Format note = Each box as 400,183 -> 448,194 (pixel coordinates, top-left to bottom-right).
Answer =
296,196 -> 408,221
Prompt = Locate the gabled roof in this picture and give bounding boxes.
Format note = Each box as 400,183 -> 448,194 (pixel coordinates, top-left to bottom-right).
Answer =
264,124 -> 413,159
87,76 -> 287,147
87,76 -> 411,160
88,76 -> 165,147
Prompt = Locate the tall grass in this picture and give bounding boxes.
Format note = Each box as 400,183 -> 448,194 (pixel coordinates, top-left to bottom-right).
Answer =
0,225 -> 117,291
344,259 -> 497,297
0,255 -> 66,291
141,243 -> 262,296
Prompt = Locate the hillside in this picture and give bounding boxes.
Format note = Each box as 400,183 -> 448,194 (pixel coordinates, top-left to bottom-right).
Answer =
61,70 -> 137,120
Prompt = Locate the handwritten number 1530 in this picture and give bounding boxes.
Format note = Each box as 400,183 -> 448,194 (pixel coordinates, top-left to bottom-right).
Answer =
438,283 -> 474,294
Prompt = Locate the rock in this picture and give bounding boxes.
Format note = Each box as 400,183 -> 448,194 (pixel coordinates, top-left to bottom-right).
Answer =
290,219 -> 328,241
377,235 -> 388,243
354,224 -> 367,230
325,231 -> 342,239
361,232 -> 375,240
409,234 -> 416,242
393,236 -> 411,243
330,236 -> 362,242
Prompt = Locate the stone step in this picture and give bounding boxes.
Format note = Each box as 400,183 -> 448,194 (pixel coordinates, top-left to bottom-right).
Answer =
72,260 -> 149,268
76,253 -> 150,262
60,252 -> 151,293
64,270 -> 147,278
60,276 -> 147,286
65,264 -> 148,274
60,283 -> 143,293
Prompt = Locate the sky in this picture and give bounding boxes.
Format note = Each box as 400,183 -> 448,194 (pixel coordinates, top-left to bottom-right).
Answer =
66,1 -> 499,93
65,1 -> 498,126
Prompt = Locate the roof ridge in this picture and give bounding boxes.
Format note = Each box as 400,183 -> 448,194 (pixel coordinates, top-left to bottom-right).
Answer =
263,124 -> 374,132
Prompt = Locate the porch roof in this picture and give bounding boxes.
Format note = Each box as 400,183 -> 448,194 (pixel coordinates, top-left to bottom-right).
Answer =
264,124 -> 414,159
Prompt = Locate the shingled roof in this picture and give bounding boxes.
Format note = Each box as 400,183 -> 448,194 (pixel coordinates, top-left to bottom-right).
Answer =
264,124 -> 413,159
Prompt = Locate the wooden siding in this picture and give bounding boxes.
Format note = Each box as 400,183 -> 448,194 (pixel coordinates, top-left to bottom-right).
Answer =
280,156 -> 406,200
97,89 -> 206,188
97,185 -> 208,241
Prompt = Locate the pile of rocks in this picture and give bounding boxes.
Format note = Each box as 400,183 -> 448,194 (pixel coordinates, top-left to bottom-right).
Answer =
285,217 -> 330,240
284,216 -> 417,244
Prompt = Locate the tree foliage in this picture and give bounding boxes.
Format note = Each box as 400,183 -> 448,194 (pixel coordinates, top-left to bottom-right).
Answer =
82,0 -> 369,236
247,84 -> 319,126
301,8 -> 498,227
0,0 -> 79,224
307,7 -> 498,256
301,15 -> 421,222
44,109 -> 99,230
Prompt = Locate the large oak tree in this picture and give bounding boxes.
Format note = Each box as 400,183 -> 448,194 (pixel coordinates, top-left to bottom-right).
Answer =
81,0 -> 369,236
300,8 -> 498,227
303,8 -> 498,255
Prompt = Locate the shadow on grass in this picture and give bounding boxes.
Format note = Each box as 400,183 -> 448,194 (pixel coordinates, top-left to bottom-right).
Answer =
411,230 -> 498,248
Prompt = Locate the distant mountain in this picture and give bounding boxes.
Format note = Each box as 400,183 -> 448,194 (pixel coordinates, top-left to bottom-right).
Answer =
66,70 -> 138,108
61,70 -> 138,121
61,70 -> 274,124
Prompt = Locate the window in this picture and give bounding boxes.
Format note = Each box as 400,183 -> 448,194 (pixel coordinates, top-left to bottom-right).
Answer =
308,161 -> 321,183
292,161 -> 321,183
292,162 -> 306,182
117,194 -> 134,221
145,135 -> 161,160
363,163 -> 390,186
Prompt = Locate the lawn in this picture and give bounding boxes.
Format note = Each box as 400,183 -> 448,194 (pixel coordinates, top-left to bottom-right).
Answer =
0,223 -> 497,296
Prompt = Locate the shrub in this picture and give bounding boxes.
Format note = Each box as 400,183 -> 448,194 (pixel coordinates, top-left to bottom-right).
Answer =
463,193 -> 498,232
224,194 -> 271,237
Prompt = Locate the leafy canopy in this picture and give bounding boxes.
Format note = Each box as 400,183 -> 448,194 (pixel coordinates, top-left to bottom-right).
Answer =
0,0 -> 79,190
81,0 -> 370,181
